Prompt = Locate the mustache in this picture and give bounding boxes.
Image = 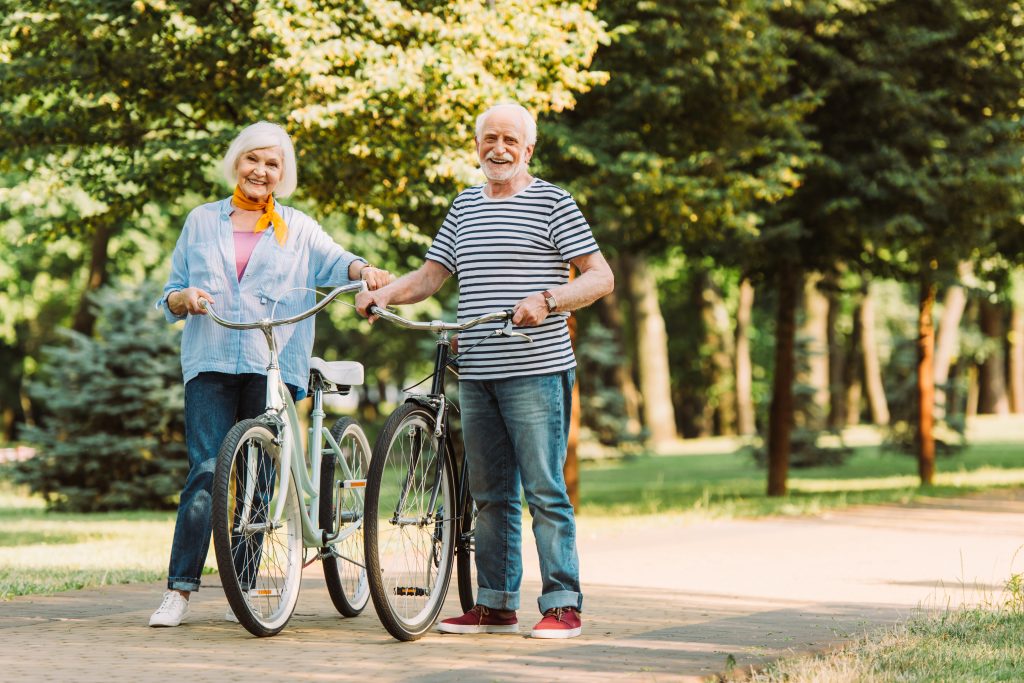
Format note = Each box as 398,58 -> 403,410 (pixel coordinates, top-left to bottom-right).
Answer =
485,151 -> 514,162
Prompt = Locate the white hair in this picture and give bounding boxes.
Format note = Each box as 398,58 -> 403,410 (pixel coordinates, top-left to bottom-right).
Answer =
474,103 -> 537,146
221,121 -> 298,198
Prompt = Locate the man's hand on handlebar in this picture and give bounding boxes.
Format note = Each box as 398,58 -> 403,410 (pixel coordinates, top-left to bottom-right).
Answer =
511,292 -> 549,327
355,289 -> 390,323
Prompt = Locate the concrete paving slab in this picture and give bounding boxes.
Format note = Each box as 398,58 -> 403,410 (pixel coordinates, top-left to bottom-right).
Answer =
1,490 -> 1022,682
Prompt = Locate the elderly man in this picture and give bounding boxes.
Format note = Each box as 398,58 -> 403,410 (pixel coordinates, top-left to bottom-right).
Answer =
356,102 -> 613,639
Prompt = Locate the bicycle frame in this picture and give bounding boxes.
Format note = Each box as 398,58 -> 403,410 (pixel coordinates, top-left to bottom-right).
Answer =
368,306 -> 527,530
204,281 -> 366,549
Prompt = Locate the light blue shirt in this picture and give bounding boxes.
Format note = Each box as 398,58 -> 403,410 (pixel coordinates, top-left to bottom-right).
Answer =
156,197 -> 364,390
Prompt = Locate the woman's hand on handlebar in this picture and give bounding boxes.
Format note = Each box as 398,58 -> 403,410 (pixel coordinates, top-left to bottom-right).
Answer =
360,266 -> 394,291
171,287 -> 215,316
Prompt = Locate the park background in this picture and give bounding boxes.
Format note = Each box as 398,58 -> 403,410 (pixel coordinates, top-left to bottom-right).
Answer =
1,1 -> 1024,677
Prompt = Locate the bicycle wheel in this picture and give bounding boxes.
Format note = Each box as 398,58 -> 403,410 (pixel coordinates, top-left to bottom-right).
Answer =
212,419 -> 303,637
365,403 -> 457,641
456,491 -> 477,613
320,416 -> 371,617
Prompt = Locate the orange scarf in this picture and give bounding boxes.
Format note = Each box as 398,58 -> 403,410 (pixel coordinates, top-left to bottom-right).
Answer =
232,186 -> 288,246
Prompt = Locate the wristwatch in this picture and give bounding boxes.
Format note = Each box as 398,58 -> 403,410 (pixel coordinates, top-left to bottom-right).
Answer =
541,290 -> 557,312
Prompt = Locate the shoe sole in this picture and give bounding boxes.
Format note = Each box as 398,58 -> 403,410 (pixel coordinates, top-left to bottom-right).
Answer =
436,623 -> 520,634
530,626 -> 582,639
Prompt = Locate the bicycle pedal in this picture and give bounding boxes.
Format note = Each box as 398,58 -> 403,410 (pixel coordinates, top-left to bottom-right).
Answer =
394,586 -> 427,597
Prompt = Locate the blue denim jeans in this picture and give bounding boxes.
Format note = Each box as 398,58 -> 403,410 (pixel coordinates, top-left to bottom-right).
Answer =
167,372 -> 297,592
459,369 -> 582,614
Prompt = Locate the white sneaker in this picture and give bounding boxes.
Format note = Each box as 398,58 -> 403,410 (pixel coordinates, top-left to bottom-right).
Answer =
149,591 -> 189,627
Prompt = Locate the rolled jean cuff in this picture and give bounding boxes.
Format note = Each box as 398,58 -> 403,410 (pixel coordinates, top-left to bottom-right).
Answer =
476,587 -> 519,612
168,577 -> 201,593
538,590 -> 582,614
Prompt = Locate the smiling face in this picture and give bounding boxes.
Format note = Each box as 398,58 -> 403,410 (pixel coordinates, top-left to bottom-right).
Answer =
235,146 -> 284,202
475,108 -> 534,185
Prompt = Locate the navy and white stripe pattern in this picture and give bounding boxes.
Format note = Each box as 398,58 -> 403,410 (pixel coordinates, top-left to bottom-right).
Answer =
425,179 -> 599,380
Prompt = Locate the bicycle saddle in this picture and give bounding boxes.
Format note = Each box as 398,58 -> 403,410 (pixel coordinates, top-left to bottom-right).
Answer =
309,357 -> 364,388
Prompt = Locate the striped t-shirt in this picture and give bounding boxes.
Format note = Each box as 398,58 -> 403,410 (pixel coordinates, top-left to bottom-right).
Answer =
425,178 -> 600,381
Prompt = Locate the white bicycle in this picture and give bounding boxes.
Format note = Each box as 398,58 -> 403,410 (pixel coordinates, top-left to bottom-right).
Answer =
202,281 -> 371,637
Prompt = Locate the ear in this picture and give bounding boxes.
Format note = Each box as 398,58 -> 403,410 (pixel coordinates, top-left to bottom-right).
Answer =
523,143 -> 535,165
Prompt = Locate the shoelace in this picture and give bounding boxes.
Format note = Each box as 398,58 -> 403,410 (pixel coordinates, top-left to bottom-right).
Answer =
471,605 -> 491,622
544,607 -> 573,623
157,593 -> 181,613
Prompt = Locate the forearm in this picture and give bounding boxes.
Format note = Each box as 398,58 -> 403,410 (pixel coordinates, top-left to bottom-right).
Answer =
549,256 -> 614,312
377,262 -> 449,306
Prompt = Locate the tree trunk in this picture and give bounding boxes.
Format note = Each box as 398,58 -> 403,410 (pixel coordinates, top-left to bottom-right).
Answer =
72,221 -> 114,336
565,309 -> 580,507
700,272 -> 737,436
626,255 -> 678,447
796,272 -> 829,430
860,284 -> 890,425
735,277 -> 756,436
826,277 -> 845,429
933,277 -> 968,421
917,277 -> 937,486
768,267 -> 799,497
843,294 -> 864,426
1010,300 -> 1024,413
977,298 -> 1010,415
592,280 -> 642,435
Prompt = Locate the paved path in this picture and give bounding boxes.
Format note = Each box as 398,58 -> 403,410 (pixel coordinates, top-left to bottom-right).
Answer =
2,490 -> 1023,682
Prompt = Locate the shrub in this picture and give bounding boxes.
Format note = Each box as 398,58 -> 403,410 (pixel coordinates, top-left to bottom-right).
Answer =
14,284 -> 186,511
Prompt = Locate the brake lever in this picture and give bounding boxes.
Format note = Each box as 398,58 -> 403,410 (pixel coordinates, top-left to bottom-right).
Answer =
500,319 -> 533,343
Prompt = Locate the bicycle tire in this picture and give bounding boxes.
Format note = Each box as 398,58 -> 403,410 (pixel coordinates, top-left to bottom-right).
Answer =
320,416 -> 371,617
456,488 -> 477,613
212,419 -> 303,637
365,403 -> 457,641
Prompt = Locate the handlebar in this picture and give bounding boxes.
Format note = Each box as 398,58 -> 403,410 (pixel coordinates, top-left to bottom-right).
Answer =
368,305 -> 531,342
368,305 -> 511,332
201,281 -> 367,330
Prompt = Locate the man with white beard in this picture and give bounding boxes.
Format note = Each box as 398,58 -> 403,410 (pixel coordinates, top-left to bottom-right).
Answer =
356,102 -> 613,639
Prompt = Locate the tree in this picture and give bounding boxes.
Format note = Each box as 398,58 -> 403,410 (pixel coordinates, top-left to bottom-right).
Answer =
544,0 -> 814,447
15,284 -> 186,511
0,0 -> 608,436
771,0 -> 1024,486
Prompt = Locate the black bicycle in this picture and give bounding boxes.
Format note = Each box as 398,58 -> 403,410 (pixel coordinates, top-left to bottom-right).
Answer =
362,305 -> 531,641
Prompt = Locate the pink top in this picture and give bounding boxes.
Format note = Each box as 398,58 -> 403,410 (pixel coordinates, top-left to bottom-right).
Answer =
233,230 -> 263,280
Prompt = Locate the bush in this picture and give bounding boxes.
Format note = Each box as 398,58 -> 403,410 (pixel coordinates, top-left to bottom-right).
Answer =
14,284 -> 187,511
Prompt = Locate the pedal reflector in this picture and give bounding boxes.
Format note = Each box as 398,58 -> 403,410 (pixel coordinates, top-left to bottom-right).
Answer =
344,479 -> 366,488
395,586 -> 427,596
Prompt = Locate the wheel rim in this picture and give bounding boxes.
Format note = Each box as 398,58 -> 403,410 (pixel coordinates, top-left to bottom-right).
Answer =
331,426 -> 370,609
373,414 -> 454,630
225,428 -> 302,631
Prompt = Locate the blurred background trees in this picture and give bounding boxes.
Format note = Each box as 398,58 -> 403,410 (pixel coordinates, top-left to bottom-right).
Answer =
1,0 -> 1022,509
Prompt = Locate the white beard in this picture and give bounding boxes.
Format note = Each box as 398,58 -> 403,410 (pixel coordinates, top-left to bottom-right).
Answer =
482,160 -> 526,182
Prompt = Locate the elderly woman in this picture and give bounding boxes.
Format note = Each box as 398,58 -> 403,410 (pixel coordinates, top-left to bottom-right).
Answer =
149,121 -> 389,627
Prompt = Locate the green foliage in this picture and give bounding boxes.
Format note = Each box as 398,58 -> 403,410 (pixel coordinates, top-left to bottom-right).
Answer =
574,316 -> 644,446
544,0 -> 815,258
0,0 -> 609,436
14,284 -> 186,511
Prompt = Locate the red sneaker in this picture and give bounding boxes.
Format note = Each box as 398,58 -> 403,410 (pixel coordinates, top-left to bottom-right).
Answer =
530,607 -> 582,639
437,605 -> 519,634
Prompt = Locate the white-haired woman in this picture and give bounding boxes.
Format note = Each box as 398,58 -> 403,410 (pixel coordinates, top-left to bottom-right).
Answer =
149,121 -> 389,627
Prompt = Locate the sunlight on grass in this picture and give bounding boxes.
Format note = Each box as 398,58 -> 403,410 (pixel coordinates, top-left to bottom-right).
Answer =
578,439 -> 1024,519
0,483 -> 212,599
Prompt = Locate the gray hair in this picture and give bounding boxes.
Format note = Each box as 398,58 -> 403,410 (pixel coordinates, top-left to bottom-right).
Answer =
221,121 -> 298,198
474,103 -> 537,147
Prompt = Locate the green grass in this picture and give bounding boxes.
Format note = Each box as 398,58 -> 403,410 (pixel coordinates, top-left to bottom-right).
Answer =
578,442 -> 1024,518
4,430 -> 1024,600
0,485 -> 198,600
732,586 -> 1024,682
